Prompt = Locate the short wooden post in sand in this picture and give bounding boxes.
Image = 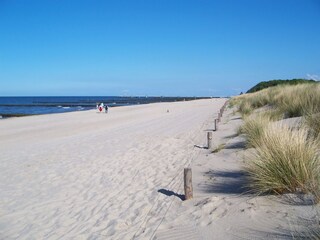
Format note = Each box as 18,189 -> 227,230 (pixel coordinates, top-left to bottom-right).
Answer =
214,119 -> 218,131
218,112 -> 221,122
184,168 -> 193,200
207,131 -> 212,149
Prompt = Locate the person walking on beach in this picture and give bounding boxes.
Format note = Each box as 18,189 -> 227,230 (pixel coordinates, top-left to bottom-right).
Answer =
98,102 -> 104,112
96,102 -> 100,112
105,105 -> 109,113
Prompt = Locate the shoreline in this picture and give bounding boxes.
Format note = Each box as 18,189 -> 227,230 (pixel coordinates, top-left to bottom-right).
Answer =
0,98 -> 227,239
0,113 -> 37,119
0,96 -> 219,119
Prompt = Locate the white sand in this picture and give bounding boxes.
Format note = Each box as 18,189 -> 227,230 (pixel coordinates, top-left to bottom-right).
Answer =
1,99 -> 318,240
155,107 -> 319,240
0,99 -> 226,239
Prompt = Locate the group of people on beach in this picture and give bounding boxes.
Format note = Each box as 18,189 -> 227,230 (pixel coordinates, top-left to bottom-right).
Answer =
96,102 -> 108,113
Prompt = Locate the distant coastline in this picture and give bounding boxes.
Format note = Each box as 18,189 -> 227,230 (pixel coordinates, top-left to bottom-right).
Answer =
0,96 -> 215,118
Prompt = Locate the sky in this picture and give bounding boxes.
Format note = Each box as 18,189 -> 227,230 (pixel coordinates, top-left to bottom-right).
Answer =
0,0 -> 319,97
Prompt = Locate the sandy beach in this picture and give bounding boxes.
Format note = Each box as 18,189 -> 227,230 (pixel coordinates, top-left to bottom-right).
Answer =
1,0 -> 318,238
0,99 -> 226,239
1,98 -> 318,240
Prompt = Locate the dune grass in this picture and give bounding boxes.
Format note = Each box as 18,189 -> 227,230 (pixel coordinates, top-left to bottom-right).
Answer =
235,83 -> 320,118
305,113 -> 320,139
274,84 -> 320,118
231,83 -> 320,202
239,114 -> 272,148
238,100 -> 253,116
259,108 -> 284,121
231,83 -> 320,237
232,88 -> 270,116
245,124 -> 320,201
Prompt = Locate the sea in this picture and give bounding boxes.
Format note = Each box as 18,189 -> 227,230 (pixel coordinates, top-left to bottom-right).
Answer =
0,96 -> 208,118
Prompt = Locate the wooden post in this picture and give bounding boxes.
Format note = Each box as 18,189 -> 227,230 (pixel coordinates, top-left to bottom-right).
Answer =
184,168 -> 193,200
218,112 -> 221,122
214,119 -> 218,131
207,131 -> 212,149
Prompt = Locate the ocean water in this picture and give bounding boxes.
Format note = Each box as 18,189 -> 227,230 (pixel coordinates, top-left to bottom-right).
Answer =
0,96 -> 206,118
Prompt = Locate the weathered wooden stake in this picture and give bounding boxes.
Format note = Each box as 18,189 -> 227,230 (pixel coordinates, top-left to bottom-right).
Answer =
218,113 -> 221,122
214,119 -> 218,131
207,131 -> 212,149
184,168 -> 193,200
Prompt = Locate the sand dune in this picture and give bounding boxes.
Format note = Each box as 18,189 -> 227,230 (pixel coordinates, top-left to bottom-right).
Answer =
155,107 -> 318,240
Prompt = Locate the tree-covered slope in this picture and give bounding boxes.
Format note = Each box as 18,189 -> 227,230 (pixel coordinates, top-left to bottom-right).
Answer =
247,79 -> 316,93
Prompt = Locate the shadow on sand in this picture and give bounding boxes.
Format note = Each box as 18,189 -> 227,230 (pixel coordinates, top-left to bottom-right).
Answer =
229,116 -> 242,121
194,144 -> 208,149
223,140 -> 246,150
223,133 -> 239,139
200,170 -> 252,195
158,189 -> 185,201
204,128 -> 216,132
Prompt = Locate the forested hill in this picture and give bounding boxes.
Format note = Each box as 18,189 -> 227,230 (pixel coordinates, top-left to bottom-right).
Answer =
247,79 -> 317,93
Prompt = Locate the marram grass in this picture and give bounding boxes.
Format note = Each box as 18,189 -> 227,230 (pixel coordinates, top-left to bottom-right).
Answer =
238,100 -> 253,116
245,124 -> 320,201
305,113 -> 320,139
232,83 -> 320,202
260,109 -> 283,121
234,83 -> 320,118
274,84 -> 320,117
239,114 -> 272,148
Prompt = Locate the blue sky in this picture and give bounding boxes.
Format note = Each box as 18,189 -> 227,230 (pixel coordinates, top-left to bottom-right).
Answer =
0,0 -> 319,96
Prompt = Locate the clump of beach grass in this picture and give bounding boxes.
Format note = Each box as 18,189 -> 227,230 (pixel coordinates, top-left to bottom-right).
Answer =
231,83 -> 320,201
238,100 -> 253,116
233,89 -> 271,116
271,83 -> 320,118
239,114 -> 272,148
246,89 -> 270,109
261,109 -> 284,121
305,113 -> 320,139
233,83 -> 320,119
228,98 -> 238,108
245,124 -> 320,201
